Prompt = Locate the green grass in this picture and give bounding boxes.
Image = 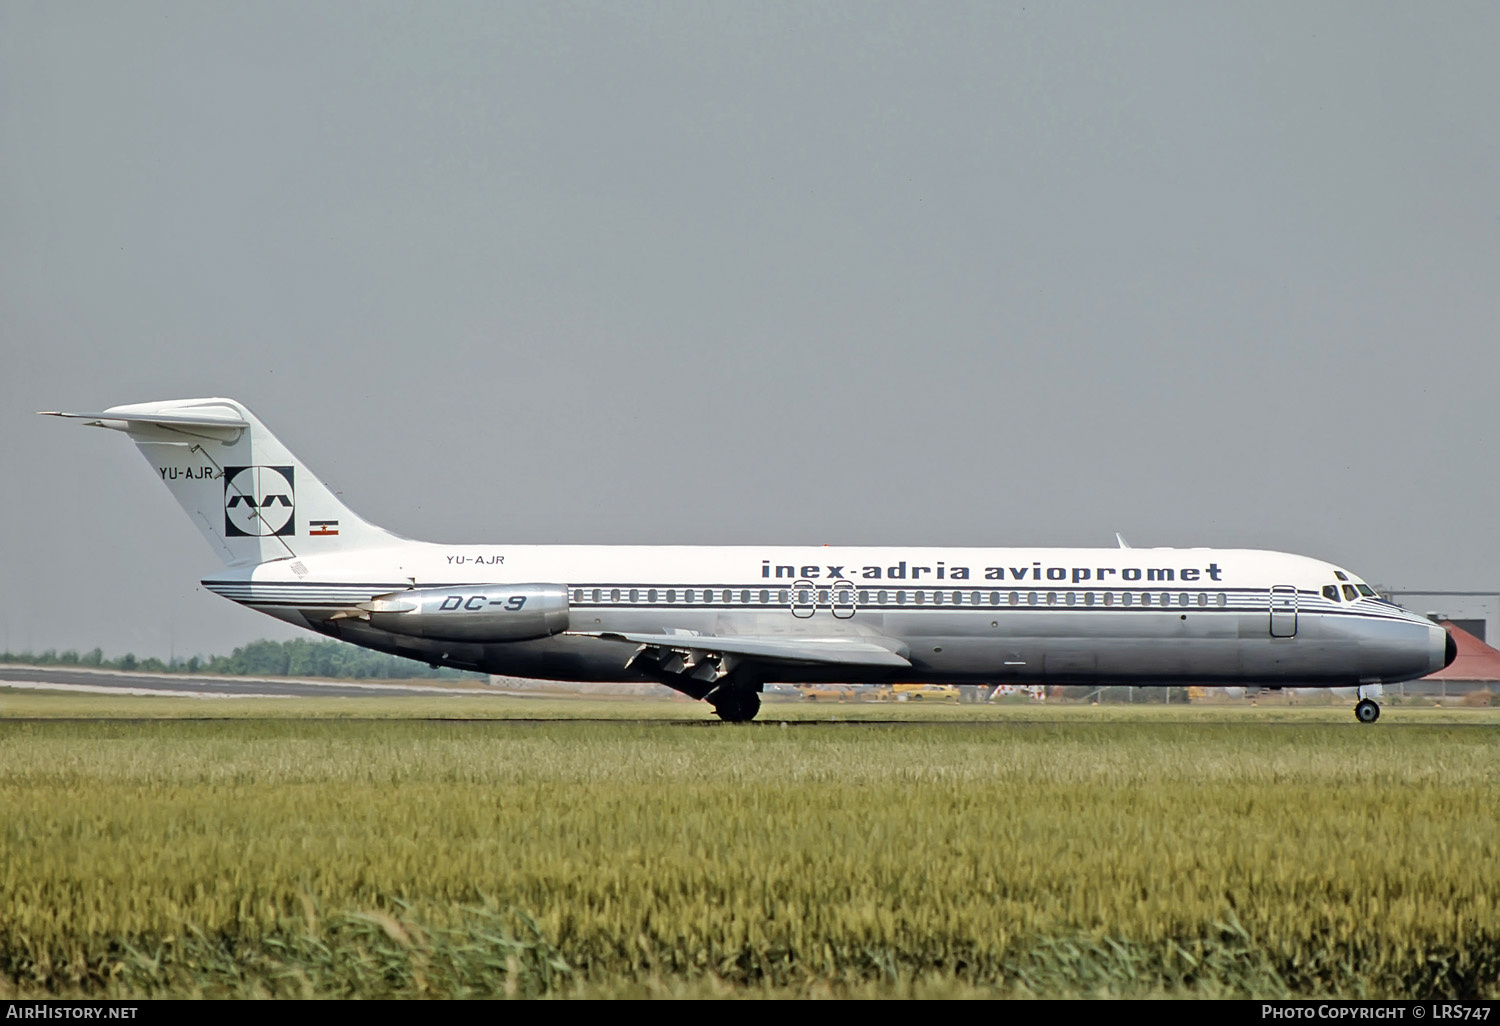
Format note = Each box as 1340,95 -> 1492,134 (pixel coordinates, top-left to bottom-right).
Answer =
1,699 -> 1497,998
6,685 -> 1499,724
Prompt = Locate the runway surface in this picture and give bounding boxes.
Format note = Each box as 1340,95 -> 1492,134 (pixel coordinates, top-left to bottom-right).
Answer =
0,664 -> 495,699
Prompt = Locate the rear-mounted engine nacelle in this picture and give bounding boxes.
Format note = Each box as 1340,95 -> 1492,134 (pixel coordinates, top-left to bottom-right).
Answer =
360,584 -> 569,642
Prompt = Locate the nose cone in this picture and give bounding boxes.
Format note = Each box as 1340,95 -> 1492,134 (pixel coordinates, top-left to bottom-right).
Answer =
1427,623 -> 1458,676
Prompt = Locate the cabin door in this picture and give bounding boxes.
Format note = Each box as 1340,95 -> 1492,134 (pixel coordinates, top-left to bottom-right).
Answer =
1269,585 -> 1298,638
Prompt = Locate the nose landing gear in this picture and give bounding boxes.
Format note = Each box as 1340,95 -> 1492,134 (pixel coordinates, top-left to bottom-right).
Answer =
1354,698 -> 1381,724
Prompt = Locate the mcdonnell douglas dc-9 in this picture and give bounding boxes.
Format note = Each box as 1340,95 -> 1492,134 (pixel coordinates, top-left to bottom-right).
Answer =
46,398 -> 1456,723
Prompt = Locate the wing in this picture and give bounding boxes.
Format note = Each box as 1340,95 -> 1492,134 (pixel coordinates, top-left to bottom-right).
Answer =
569,630 -> 912,668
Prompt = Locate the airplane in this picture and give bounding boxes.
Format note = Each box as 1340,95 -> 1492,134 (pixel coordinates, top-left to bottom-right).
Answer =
44,397 -> 1456,723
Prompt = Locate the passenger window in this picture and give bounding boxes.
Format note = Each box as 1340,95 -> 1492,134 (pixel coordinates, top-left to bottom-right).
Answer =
1028,591 -> 1038,606
611,588 -> 621,603
648,589 -> 657,602
877,590 -> 888,604
592,589 -> 602,603
1217,593 -> 1227,607
897,591 -> 907,605
932,591 -> 942,605
1141,592 -> 1151,606
1123,592 -> 1133,606
1343,585 -> 1359,601
629,589 -> 639,603
1008,591 -> 1018,605
1179,593 -> 1189,606
858,590 -> 869,604
916,591 -> 926,605
1102,592 -> 1113,607
1047,592 -> 1057,605
573,589 -> 583,603
1084,592 -> 1094,606
1197,592 -> 1207,607
1323,585 -> 1340,602
741,589 -> 751,604
1161,592 -> 1171,606
972,591 -> 982,605
1065,592 -> 1075,606
778,590 -> 788,603
760,589 -> 770,604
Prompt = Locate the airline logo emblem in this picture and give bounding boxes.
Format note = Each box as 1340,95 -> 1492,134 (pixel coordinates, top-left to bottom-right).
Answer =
224,466 -> 295,537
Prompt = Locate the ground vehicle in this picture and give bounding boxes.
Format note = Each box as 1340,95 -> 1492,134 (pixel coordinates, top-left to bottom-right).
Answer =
797,683 -> 858,702
891,683 -> 960,702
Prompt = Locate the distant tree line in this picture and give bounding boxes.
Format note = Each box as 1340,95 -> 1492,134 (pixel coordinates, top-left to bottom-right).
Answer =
0,638 -> 485,681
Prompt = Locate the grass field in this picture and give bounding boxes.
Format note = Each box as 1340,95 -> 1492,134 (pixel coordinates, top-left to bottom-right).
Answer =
1,689 -> 1497,998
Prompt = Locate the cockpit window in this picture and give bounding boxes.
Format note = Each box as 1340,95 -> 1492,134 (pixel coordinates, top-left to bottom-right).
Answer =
1322,585 -> 1341,602
1356,584 -> 1376,597
1334,571 -> 1349,581
1342,584 -> 1359,601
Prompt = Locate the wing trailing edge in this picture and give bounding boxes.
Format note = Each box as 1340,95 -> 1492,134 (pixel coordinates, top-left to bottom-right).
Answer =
569,630 -> 912,667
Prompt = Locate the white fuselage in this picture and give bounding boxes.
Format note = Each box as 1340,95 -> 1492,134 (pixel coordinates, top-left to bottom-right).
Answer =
204,542 -> 1451,687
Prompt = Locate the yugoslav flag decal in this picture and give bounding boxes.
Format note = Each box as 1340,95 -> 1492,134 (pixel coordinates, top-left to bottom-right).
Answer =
309,520 -> 339,536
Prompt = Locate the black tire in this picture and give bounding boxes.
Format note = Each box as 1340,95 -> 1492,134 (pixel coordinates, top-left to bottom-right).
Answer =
1355,699 -> 1381,724
711,689 -> 761,723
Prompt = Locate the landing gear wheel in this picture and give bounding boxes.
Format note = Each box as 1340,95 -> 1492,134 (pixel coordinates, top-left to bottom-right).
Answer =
710,689 -> 761,723
1355,698 -> 1381,724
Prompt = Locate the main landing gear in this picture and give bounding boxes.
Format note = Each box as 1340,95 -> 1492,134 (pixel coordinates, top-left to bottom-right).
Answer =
1354,698 -> 1381,724
622,642 -> 763,723
708,686 -> 762,723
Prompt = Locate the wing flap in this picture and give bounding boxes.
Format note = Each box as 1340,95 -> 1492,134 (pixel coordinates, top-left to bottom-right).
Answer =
569,630 -> 911,667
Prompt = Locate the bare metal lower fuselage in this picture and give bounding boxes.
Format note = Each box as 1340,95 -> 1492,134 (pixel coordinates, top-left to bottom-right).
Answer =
240,584 -> 1451,689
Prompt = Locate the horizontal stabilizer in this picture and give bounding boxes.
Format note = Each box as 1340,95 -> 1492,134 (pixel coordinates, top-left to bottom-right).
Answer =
569,630 -> 912,667
40,408 -> 250,430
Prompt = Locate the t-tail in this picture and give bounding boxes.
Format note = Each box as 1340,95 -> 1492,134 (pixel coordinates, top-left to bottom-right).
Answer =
41,398 -> 397,567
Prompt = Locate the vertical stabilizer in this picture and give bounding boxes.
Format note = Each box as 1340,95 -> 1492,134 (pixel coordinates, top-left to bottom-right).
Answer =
43,398 -> 397,566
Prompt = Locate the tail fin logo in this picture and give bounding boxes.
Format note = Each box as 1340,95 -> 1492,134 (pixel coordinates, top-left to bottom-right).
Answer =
224,466 -> 296,537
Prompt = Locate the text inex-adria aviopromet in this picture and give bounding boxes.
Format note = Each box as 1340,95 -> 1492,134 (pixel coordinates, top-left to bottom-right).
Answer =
760,559 -> 1225,583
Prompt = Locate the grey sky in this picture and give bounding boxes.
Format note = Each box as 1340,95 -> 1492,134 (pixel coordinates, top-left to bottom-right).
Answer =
2,1 -> 1497,659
